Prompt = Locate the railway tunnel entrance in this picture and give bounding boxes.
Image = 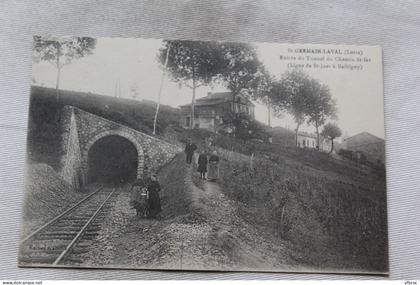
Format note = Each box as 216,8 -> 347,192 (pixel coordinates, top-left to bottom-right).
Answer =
87,135 -> 138,185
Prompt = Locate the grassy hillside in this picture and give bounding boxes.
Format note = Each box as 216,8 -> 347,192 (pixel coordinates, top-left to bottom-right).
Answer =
171,128 -> 387,271
176,125 -> 387,272
27,86 -> 181,168
217,147 -> 388,273
182,127 -> 388,272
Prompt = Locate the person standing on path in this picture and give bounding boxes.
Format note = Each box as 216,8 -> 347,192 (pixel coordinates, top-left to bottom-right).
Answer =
129,178 -> 149,218
145,173 -> 162,219
197,151 -> 208,180
185,138 -> 197,165
207,150 -> 220,181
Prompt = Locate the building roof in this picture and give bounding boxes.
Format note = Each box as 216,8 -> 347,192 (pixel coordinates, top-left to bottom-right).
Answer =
297,131 -> 317,139
342,131 -> 385,162
344,131 -> 384,143
180,92 -> 255,107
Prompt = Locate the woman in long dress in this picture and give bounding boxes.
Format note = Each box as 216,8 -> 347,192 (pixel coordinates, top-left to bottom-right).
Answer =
207,150 -> 220,181
146,174 -> 162,219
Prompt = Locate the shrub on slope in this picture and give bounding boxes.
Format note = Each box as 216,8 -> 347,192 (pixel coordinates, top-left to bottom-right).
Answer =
218,155 -> 388,273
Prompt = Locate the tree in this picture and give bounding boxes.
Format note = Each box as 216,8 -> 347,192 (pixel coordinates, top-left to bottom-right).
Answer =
305,79 -> 337,148
268,70 -> 337,148
153,44 -> 171,135
218,42 -> 262,96
321,123 -> 342,153
217,43 -> 265,136
158,40 -> 225,129
250,67 -> 276,127
33,36 -> 96,98
278,70 -> 312,146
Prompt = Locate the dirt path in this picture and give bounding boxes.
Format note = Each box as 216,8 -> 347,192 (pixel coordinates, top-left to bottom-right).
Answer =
184,166 -> 294,271
81,159 -> 294,272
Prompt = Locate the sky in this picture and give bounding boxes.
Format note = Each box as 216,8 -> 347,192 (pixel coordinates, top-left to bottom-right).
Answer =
32,37 -> 385,139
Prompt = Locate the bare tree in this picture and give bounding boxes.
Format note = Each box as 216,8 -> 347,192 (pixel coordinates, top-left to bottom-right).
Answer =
33,36 -> 96,99
153,44 -> 171,135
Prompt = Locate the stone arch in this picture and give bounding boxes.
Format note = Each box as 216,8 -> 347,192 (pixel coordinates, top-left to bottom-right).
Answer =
80,129 -> 145,184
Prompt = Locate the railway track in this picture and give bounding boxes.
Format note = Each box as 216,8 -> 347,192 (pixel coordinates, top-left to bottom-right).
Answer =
19,185 -> 117,266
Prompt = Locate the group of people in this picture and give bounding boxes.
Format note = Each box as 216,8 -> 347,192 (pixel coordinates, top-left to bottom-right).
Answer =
129,173 -> 162,219
185,138 -> 220,181
129,138 -> 220,219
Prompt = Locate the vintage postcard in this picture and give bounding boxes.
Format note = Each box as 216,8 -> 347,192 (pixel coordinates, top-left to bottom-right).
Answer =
19,36 -> 388,274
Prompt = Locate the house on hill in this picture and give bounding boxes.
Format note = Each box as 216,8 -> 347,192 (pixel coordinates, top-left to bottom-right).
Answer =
296,132 -> 317,149
341,132 -> 385,163
296,131 -> 331,151
179,92 -> 255,132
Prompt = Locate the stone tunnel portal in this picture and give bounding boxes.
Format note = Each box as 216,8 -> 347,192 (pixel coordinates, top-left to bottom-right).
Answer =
87,135 -> 138,185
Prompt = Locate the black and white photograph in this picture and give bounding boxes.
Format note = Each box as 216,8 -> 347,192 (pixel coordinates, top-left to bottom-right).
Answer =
18,36 -> 388,274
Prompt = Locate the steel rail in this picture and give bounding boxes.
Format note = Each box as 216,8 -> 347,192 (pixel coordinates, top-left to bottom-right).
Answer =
20,185 -> 104,245
52,188 -> 116,265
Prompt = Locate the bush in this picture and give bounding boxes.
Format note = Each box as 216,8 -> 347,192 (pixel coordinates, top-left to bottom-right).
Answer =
338,148 -> 353,159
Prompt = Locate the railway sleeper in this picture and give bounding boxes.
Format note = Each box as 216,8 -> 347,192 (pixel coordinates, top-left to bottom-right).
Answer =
19,256 -> 57,264
57,222 -> 89,227
38,233 -> 77,238
85,225 -> 102,230
74,241 -> 93,248
48,227 -> 87,232
24,247 -> 66,253
40,231 -> 79,236
80,236 -> 97,241
62,217 -> 93,222
35,235 -> 75,241
26,241 -> 68,250
85,228 -> 101,233
20,252 -> 59,260
65,217 -> 95,221
63,215 -> 93,218
83,231 -> 100,237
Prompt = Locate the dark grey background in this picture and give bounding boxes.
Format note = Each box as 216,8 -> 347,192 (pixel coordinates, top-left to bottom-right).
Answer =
1,0 -> 419,279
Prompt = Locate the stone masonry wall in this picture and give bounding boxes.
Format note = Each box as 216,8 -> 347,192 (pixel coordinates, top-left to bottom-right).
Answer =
60,106 -> 182,187
59,106 -> 83,189
133,130 -> 181,175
